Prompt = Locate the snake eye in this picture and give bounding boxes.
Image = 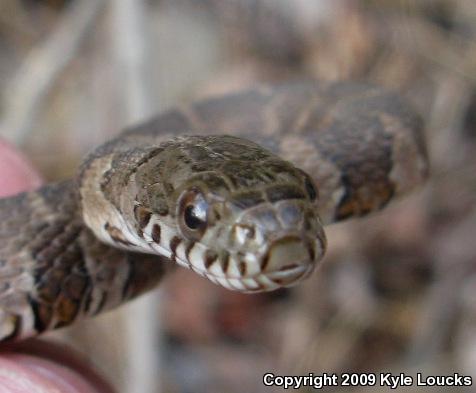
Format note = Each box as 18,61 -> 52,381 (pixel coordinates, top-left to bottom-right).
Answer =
184,203 -> 207,229
178,188 -> 209,239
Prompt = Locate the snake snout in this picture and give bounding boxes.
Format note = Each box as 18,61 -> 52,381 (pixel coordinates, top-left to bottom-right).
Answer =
260,235 -> 319,287
224,200 -> 326,290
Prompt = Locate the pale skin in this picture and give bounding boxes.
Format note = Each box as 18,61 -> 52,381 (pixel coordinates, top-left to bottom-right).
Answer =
0,139 -> 113,393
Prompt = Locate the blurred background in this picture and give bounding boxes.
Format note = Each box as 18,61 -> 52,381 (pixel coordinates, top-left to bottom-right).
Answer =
0,0 -> 475,392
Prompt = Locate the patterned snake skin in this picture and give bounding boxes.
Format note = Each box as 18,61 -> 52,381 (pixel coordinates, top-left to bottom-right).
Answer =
0,81 -> 428,341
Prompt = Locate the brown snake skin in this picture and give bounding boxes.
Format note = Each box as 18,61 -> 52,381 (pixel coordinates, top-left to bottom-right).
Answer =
0,81 -> 428,341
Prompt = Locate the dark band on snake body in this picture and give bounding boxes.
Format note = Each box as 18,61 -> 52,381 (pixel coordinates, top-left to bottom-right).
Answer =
0,81 -> 428,341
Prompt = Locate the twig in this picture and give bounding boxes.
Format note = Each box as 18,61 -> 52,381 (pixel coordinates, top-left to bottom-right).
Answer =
109,1 -> 160,393
110,0 -> 156,124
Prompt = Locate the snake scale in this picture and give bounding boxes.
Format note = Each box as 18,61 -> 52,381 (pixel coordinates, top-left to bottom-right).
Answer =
0,81 -> 428,341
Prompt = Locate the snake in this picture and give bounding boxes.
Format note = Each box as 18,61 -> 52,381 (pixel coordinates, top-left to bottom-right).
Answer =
0,81 -> 428,342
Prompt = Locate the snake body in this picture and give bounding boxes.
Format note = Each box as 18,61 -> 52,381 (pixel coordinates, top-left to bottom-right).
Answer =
0,81 -> 428,341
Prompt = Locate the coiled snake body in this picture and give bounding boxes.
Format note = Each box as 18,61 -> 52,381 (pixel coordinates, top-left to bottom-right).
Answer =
0,81 -> 428,341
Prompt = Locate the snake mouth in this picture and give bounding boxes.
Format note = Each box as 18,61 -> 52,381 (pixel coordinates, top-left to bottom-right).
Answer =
193,235 -> 319,292
180,234 -> 320,292
192,261 -> 314,293
265,263 -> 311,285
198,260 -> 315,293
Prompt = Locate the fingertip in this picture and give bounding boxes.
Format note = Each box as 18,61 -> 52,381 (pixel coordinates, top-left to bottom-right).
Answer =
0,356 -> 49,393
0,139 -> 43,197
0,340 -> 115,393
0,354 -> 102,393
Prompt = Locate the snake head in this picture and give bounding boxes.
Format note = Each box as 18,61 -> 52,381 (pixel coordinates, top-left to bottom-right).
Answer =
172,178 -> 326,292
132,135 -> 327,292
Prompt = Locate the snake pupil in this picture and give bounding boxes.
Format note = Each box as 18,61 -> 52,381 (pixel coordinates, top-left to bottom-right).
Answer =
184,204 -> 206,230
178,188 -> 209,239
